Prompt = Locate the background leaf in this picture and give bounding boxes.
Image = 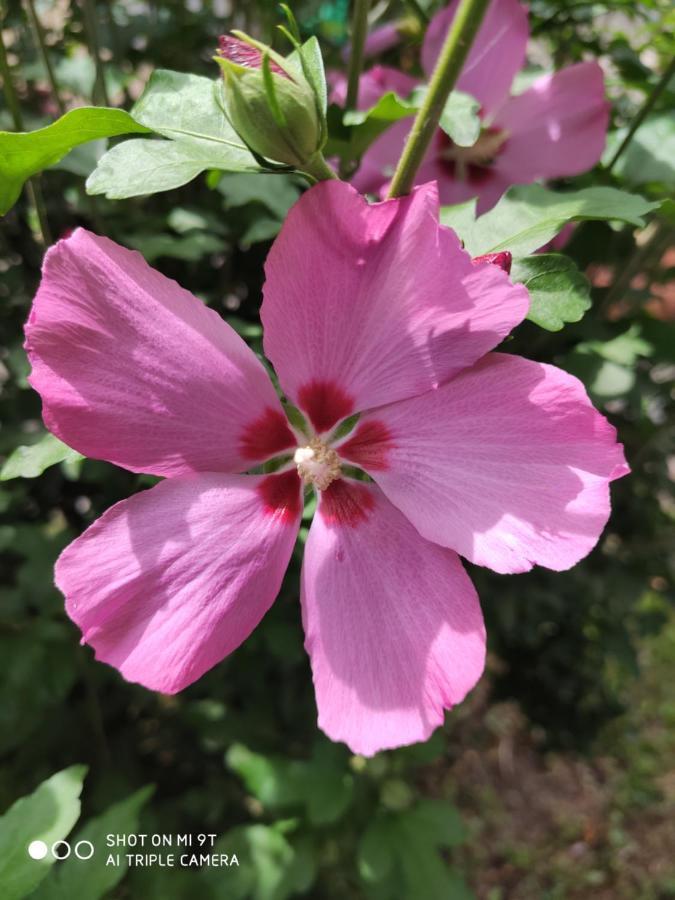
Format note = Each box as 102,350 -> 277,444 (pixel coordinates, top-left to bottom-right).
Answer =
438,91 -> 481,147
511,253 -> 592,331
1,433 -> 83,481
440,185 -> 660,256
0,766 -> 86,900
32,786 -> 154,900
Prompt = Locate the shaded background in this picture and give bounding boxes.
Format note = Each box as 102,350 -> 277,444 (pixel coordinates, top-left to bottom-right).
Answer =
1,1 -> 674,897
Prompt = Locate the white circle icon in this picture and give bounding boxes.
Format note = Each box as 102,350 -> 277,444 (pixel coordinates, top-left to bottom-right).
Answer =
51,840 -> 71,860
75,840 -> 95,860
28,840 -> 48,860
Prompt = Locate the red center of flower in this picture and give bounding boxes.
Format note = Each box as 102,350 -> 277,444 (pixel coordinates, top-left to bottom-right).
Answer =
436,126 -> 508,185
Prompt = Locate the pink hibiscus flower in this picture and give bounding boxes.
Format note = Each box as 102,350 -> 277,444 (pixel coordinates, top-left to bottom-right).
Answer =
336,0 -> 609,211
25,181 -> 627,756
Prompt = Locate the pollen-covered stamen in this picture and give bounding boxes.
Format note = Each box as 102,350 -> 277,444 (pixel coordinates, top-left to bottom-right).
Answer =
294,438 -> 341,491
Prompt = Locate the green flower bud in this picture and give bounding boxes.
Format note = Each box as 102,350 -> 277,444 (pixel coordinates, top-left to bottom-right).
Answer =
216,33 -> 324,168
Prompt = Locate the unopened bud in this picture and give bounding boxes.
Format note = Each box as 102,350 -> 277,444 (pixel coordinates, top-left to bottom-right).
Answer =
216,33 -> 324,168
471,251 -> 512,274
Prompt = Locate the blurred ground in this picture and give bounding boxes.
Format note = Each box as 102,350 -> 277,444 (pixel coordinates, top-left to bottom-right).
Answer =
436,617 -> 675,900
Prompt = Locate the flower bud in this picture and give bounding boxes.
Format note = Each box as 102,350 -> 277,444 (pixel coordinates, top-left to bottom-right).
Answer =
216,34 -> 324,168
471,251 -> 512,274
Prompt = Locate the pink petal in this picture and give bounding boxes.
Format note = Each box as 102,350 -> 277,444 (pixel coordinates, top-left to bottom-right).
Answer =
341,23 -> 404,63
301,479 -> 485,756
25,230 -> 293,476
217,35 -> 288,77
353,129 -> 516,212
262,181 -> 529,432
422,0 -> 528,113
350,118 -> 412,195
346,353 -> 629,574
329,65 -> 418,110
493,62 -> 609,182
57,471 -> 302,693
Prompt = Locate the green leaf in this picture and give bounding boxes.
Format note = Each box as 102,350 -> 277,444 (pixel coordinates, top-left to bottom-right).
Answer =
87,70 -> 260,198
403,798 -> 465,849
510,254 -> 592,331
87,138 -> 257,199
436,198 -> 477,241
32,787 -> 154,900
1,433 -> 83,481
216,172 -> 301,218
226,742 -> 353,825
0,626 -> 77,755
328,90 -> 416,160
358,818 -> 395,883
438,91 -> 481,147
202,825 -> 316,900
131,70 -> 253,156
0,766 -> 86,900
0,108 -> 149,214
440,184 -> 660,256
124,230 -> 225,262
583,323 -> 653,365
226,745 -> 303,808
605,113 -> 675,188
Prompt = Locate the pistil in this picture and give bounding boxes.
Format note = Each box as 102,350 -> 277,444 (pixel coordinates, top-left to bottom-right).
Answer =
294,438 -> 341,490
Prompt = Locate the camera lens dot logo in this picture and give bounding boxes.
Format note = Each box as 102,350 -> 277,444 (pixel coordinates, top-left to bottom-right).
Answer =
28,840 -> 49,860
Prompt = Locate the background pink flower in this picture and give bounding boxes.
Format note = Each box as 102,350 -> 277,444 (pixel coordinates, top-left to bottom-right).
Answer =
345,0 -> 609,211
25,181 -> 626,756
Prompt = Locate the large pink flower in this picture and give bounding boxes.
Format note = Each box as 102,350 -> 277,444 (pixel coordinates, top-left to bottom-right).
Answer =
25,181 -> 627,755
342,0 -> 609,211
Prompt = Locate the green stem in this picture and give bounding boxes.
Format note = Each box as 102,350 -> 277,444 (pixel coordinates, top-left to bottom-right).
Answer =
80,0 -> 110,105
26,178 -> 52,245
0,22 -> 23,130
345,0 -> 371,111
0,24 -> 51,244
387,0 -> 491,198
606,54 -> 675,172
24,0 -> 65,114
302,151 -> 339,182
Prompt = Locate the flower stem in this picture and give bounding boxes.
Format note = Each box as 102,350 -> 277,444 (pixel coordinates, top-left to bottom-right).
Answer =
302,151 -> 339,182
0,24 -> 51,244
79,0 -> 110,106
345,0 -> 371,111
387,0 -> 491,198
24,0 -> 65,114
606,54 -> 675,173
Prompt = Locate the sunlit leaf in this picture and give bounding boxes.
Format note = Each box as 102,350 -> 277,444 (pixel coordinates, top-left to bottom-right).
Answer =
1,433 -> 83,481
0,108 -> 149,214
441,184 -> 660,256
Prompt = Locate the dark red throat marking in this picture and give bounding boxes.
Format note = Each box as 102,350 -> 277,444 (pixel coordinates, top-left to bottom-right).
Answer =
339,420 -> 394,471
239,407 -> 295,462
258,471 -> 302,524
297,380 -> 355,434
319,480 -> 375,528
